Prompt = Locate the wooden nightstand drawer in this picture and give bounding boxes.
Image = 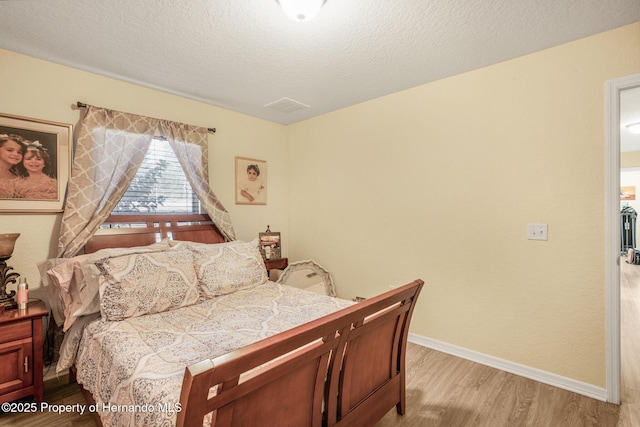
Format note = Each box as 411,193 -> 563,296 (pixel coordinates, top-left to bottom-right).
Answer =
0,301 -> 48,404
0,338 -> 33,396
0,320 -> 31,344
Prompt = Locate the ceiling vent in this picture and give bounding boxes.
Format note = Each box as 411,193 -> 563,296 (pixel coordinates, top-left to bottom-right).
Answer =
264,97 -> 310,113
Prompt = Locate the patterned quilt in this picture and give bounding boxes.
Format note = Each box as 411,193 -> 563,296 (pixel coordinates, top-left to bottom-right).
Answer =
75,282 -> 353,427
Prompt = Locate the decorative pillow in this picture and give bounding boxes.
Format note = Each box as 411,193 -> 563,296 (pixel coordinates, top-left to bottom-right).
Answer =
42,239 -> 172,331
96,249 -> 198,321
77,240 -> 172,316
192,238 -> 267,298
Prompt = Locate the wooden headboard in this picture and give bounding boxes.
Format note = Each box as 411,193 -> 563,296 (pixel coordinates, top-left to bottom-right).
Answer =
84,214 -> 227,254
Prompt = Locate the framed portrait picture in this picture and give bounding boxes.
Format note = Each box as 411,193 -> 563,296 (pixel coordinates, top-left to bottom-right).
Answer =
259,231 -> 281,260
0,113 -> 72,212
235,156 -> 267,205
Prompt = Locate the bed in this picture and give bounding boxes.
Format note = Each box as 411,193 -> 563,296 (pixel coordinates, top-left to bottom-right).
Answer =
42,214 -> 423,427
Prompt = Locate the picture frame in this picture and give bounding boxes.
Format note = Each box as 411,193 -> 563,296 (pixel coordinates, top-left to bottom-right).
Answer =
621,186 -> 636,201
0,113 -> 72,212
259,231 -> 281,260
235,156 -> 267,205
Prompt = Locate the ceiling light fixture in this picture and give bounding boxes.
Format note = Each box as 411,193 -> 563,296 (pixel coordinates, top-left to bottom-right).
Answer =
277,0 -> 326,22
627,122 -> 640,135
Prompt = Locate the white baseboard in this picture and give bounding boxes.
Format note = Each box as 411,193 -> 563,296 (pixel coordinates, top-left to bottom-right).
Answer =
408,333 -> 607,402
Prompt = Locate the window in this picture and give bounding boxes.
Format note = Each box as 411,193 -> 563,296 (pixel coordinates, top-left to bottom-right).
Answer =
112,138 -> 201,214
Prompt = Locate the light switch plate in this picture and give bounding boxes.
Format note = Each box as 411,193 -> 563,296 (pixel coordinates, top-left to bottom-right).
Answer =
528,223 -> 548,241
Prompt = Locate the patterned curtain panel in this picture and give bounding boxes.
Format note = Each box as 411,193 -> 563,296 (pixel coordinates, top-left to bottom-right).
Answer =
57,106 -> 236,257
57,106 -> 156,257
160,121 -> 236,241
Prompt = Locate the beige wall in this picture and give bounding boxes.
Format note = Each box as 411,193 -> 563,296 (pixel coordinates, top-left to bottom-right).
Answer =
287,23 -> 640,387
622,150 -> 640,168
0,48 -> 289,302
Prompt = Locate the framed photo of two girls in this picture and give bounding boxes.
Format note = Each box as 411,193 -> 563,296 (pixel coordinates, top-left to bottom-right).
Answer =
0,113 -> 72,212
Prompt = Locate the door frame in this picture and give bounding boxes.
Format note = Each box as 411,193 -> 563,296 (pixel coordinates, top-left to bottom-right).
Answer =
605,72 -> 640,404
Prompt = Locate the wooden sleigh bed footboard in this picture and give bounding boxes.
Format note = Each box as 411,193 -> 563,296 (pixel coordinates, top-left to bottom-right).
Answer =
177,279 -> 423,427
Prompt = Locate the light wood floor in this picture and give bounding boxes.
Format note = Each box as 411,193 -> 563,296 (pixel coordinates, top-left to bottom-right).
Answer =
1,260 -> 639,427
378,259 -> 640,427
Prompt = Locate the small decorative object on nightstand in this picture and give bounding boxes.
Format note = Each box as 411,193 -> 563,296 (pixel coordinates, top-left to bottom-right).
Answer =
0,300 -> 48,404
259,226 -> 282,260
0,233 -> 21,310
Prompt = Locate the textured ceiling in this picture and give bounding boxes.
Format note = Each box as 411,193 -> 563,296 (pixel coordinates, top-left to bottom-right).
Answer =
0,0 -> 639,129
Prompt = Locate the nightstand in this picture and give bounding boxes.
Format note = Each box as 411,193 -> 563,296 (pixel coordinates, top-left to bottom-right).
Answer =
264,257 -> 288,271
0,301 -> 48,404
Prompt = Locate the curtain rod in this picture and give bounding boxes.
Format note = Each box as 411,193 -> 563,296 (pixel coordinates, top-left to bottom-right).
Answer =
75,102 -> 216,134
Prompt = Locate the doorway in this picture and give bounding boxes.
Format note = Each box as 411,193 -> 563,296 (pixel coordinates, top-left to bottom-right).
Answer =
606,73 -> 640,404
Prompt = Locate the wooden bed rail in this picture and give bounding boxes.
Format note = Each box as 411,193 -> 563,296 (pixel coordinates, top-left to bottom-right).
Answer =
176,279 -> 424,427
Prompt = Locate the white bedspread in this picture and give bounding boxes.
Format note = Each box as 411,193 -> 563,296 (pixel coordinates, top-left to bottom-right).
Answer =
75,282 -> 353,427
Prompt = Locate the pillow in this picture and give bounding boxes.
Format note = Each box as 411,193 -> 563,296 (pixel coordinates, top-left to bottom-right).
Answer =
77,240 -> 172,316
42,253 -> 93,331
97,249 -> 198,321
42,239 -> 172,331
37,258 -> 71,327
168,239 -> 237,250
191,238 -> 267,298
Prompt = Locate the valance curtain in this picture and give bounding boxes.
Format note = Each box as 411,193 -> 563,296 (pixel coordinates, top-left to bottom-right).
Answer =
57,106 -> 235,258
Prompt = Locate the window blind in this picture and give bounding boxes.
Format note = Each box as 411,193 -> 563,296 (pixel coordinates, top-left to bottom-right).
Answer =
113,138 -> 201,215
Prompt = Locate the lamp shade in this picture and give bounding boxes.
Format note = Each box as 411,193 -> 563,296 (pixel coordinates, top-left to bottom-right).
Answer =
0,233 -> 19,257
278,0 -> 325,22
